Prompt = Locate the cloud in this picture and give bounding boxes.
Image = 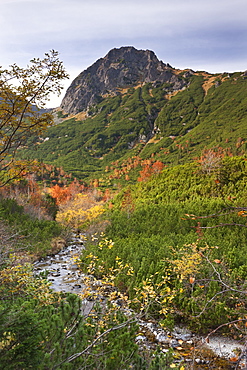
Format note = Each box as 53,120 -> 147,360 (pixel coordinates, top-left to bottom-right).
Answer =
1,0 -> 247,106
2,0 -> 246,42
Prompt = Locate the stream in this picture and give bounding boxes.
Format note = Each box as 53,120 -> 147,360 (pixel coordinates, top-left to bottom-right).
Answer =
34,234 -> 86,294
33,235 -> 246,369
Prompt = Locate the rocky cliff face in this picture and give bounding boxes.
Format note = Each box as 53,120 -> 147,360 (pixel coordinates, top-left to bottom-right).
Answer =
60,46 -> 188,115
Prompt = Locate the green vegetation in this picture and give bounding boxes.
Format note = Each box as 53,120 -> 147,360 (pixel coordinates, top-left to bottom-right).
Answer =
2,52 -> 247,368
80,156 -> 247,333
19,72 -> 247,183
0,50 -> 68,186
0,266 -> 153,369
155,75 -> 205,137
0,197 -> 180,369
20,83 -> 168,180
0,197 -> 63,261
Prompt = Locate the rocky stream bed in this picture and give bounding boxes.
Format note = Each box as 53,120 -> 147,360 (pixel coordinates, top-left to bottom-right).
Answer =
33,235 -> 247,369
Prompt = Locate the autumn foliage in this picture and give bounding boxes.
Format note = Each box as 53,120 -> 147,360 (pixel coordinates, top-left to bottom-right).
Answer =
56,192 -> 105,229
0,50 -> 68,186
137,160 -> 164,182
48,179 -> 84,205
49,184 -> 71,205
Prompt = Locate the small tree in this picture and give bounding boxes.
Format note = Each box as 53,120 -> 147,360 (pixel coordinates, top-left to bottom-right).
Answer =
197,147 -> 225,175
0,50 -> 68,185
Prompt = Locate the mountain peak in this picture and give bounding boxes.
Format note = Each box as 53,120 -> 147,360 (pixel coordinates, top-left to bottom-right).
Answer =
60,47 -> 186,115
105,46 -> 156,61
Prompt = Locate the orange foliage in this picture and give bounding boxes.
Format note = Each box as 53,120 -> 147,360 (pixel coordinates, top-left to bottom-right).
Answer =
138,160 -> 164,182
49,184 -> 71,205
49,179 -> 84,205
103,188 -> 111,201
121,188 -> 135,215
137,165 -> 153,182
108,202 -> 114,209
92,179 -> 99,188
151,160 -> 165,173
105,155 -> 165,182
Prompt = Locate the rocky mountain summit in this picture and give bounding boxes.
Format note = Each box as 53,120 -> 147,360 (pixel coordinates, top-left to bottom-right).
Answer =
60,46 -> 190,115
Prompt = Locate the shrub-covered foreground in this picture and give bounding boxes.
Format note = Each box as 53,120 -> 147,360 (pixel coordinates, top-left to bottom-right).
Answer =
0,264 -> 178,369
0,197 -> 180,369
1,156 -> 247,369
80,156 -> 247,334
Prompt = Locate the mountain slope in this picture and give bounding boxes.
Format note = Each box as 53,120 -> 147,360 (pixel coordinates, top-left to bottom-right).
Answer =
60,46 -> 189,115
19,47 -> 247,183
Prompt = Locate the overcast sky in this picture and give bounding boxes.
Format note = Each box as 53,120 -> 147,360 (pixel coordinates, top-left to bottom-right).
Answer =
1,0 -> 247,107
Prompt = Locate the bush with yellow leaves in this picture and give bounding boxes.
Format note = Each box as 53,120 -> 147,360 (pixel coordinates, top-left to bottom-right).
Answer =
56,192 -> 105,229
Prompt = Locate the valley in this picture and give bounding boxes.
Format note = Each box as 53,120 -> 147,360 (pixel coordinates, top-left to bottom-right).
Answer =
0,46 -> 247,369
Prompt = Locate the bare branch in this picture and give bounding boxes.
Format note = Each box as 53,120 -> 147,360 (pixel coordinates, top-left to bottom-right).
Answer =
189,206 -> 247,219
52,316 -> 137,368
203,254 -> 247,295
206,318 -> 247,340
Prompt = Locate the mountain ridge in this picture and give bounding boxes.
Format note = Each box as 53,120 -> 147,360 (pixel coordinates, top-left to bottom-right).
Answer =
60,46 -> 191,115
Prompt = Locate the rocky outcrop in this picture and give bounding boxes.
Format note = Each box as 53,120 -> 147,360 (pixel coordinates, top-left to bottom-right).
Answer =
60,46 -> 188,115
